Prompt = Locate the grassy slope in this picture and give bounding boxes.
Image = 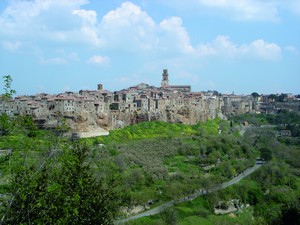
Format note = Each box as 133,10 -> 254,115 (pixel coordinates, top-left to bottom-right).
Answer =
91,119 -> 221,145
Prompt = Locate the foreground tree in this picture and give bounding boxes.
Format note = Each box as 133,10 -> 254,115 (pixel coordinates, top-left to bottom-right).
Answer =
1,75 -> 16,100
0,75 -> 16,135
2,143 -> 120,224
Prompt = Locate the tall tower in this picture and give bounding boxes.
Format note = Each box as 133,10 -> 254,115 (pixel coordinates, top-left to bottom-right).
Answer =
97,83 -> 103,91
161,69 -> 169,88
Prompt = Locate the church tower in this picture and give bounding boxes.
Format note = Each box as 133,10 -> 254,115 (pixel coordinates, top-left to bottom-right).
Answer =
97,83 -> 103,91
161,69 -> 169,88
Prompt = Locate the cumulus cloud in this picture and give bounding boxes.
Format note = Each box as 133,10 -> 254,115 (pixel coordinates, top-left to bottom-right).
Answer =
0,0 -> 283,62
243,39 -> 281,60
0,0 -> 97,44
159,17 -> 194,54
197,36 -> 281,60
99,3 -> 194,54
87,55 -> 109,65
72,8 -> 103,46
73,9 -> 97,25
100,1 -> 156,51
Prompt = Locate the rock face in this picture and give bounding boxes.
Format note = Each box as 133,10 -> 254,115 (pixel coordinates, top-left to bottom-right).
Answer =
58,97 -> 223,131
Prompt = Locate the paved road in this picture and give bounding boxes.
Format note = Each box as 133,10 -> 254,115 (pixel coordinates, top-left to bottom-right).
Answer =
115,164 -> 262,224
239,125 -> 252,136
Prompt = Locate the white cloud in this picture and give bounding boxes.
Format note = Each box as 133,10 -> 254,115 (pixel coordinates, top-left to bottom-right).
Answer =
73,9 -> 97,25
87,55 -> 109,65
0,1 -> 158,54
197,36 -> 281,60
0,0 -> 97,44
55,50 -> 80,61
165,0 -> 300,20
210,36 -> 239,56
99,3 -> 194,54
198,0 -> 279,21
243,39 -> 281,60
281,0 -> 300,15
0,1 -> 283,62
80,26 -> 103,47
100,1 -> 156,51
102,1 -> 155,28
38,49 -> 79,64
2,41 -> 21,51
285,46 -> 299,54
159,17 -> 194,54
67,52 -> 80,61
40,57 -> 67,65
72,9 -> 103,46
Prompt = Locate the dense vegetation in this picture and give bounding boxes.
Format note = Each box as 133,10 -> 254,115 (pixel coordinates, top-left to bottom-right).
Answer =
87,119 -> 258,206
0,115 -> 120,224
129,111 -> 300,225
115,112 -> 300,224
0,108 -> 299,224
232,110 -> 300,137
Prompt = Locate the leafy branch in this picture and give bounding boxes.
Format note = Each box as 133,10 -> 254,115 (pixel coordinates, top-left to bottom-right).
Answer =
2,75 -> 16,100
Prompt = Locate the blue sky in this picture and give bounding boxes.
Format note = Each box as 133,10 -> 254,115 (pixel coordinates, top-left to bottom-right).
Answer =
0,0 -> 299,95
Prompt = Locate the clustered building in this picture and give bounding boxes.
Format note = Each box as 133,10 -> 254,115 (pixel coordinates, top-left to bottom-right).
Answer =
0,69 -> 263,129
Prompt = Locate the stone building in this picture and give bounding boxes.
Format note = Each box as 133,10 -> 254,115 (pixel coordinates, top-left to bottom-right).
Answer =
161,69 -> 169,88
160,69 -> 191,92
0,69 -> 266,131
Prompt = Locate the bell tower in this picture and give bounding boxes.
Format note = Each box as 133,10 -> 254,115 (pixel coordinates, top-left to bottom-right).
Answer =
97,83 -> 103,91
161,69 -> 169,88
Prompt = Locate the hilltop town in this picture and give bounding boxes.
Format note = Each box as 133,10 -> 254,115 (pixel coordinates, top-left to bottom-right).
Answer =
0,69 -> 299,132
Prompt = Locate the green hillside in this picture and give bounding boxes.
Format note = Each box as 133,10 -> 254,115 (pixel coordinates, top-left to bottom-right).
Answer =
1,114 -> 299,224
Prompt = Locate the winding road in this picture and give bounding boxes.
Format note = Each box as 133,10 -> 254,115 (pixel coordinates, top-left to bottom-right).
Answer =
115,163 -> 262,224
